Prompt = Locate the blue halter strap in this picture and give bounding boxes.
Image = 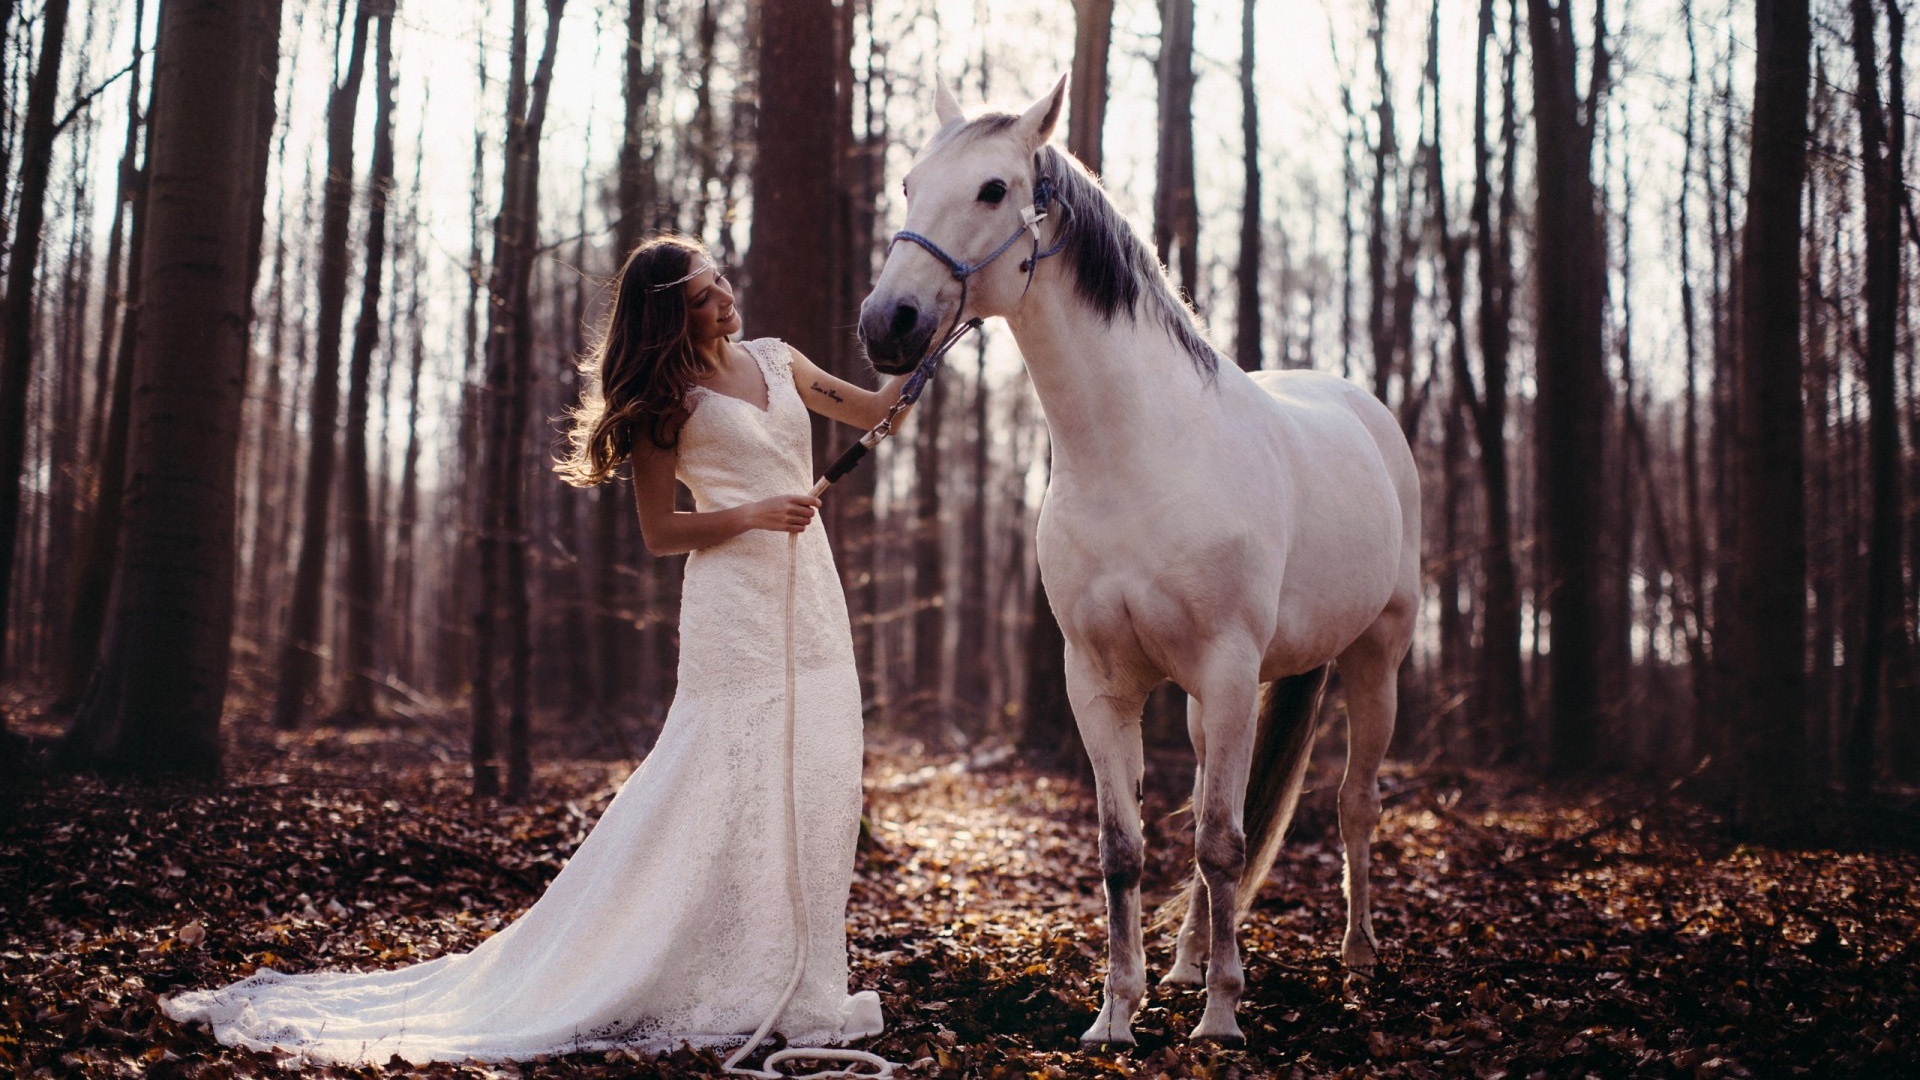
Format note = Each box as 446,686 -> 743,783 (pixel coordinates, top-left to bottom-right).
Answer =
889,164 -> 1072,294
891,222 -> 1028,280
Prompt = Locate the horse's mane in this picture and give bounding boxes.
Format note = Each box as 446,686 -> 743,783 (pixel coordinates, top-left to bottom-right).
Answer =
1035,143 -> 1220,379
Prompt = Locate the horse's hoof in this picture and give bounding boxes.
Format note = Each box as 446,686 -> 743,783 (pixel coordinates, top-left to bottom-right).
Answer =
1159,962 -> 1205,988
1191,1003 -> 1245,1046
1190,1024 -> 1246,1048
1192,1032 -> 1247,1049
1342,930 -> 1379,972
1079,1014 -> 1137,1050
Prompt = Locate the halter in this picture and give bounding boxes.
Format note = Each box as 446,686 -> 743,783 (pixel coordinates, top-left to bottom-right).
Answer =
820,158 -> 1074,491
886,157 -> 1074,361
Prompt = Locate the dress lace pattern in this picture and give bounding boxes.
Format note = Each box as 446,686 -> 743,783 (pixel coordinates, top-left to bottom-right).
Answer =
162,338 -> 882,1065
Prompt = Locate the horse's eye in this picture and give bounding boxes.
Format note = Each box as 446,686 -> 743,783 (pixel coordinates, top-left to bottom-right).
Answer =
976,179 -> 1008,205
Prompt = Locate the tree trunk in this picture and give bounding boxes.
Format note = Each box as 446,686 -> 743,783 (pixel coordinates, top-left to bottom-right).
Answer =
1153,0 -> 1199,303
1680,0 -> 1710,756
61,0 -> 149,705
445,15 -> 487,701
475,0 -> 566,803
1424,0 -> 1468,750
1527,0 -> 1610,773
1844,0 -> 1901,800
62,0 -> 281,775
1803,70 -> 1838,775
85,0 -> 146,459
1884,0 -> 1918,784
472,0 -> 529,799
1705,29 -> 1742,768
599,0 -> 654,718
1339,69 -> 1359,381
1466,0 -> 1526,758
1437,377 -> 1467,747
0,1 -> 19,250
911,378 -> 948,742
956,340 -> 993,733
1068,0 -> 1113,176
690,0 -> 718,234
338,5 -> 396,722
744,0 -> 838,410
1611,125 -> 1641,764
1729,0 -> 1810,829
45,84 -> 97,681
1019,540 -> 1076,762
239,33 -> 299,671
1234,0 -> 1261,372
0,0 -> 70,677
394,235 -> 425,688
1366,0 -> 1396,404
273,3 -> 370,730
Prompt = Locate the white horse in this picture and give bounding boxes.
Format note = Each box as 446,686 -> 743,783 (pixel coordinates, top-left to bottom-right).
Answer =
859,78 -> 1421,1048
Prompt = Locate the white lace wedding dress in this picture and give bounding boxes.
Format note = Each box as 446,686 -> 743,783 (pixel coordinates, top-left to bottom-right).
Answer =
164,338 -> 883,1064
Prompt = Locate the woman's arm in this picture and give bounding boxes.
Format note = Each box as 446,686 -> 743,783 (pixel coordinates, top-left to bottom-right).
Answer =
785,344 -> 912,430
630,440 -> 820,556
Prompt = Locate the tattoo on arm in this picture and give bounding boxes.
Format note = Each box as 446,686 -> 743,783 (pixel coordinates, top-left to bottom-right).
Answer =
810,381 -> 845,403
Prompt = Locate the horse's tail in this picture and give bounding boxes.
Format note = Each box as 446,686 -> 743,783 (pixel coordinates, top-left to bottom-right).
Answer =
1154,665 -> 1330,931
1234,665 -> 1330,913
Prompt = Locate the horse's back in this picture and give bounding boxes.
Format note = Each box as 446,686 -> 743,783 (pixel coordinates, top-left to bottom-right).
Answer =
1247,367 -> 1396,444
1245,368 -> 1417,512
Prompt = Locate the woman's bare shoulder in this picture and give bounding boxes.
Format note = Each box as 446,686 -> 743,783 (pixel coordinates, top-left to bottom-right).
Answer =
742,337 -> 793,368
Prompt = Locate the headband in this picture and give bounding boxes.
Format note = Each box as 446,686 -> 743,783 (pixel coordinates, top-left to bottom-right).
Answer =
649,259 -> 718,292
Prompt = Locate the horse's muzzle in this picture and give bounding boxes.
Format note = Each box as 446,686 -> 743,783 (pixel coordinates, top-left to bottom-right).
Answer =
858,296 -> 935,374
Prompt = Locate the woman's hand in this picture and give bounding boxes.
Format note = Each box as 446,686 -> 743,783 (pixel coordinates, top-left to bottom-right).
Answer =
740,494 -> 821,534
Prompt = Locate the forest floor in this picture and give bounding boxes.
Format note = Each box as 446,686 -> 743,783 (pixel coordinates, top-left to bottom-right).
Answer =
4,690 -> 1920,1079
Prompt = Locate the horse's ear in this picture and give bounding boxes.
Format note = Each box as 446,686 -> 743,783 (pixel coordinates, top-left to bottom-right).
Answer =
935,81 -> 965,128
1015,74 -> 1068,150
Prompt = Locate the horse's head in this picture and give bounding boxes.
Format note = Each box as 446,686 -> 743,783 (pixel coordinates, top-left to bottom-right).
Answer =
859,76 -> 1067,373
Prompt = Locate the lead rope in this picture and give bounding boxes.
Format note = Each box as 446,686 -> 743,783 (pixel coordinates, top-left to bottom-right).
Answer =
717,530 -> 886,1080
720,324 -> 979,1080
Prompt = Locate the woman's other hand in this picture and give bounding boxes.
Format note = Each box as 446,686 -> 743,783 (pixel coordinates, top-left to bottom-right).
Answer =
742,494 -> 821,534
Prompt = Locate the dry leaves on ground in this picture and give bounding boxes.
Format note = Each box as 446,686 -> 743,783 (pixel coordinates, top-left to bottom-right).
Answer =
3,714 -> 1918,1078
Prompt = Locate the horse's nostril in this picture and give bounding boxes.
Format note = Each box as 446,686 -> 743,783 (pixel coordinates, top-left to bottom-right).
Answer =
889,303 -> 919,341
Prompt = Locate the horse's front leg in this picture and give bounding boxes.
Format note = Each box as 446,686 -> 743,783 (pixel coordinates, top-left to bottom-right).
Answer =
1189,667 -> 1261,1044
1066,649 -> 1149,1048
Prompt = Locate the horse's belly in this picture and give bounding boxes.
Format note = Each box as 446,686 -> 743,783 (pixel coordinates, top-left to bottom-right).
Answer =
1263,586 -> 1393,677
1271,487 -> 1403,666
1260,395 -> 1407,673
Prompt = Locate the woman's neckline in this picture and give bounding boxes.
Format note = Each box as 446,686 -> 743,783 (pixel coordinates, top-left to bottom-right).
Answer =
690,340 -> 771,414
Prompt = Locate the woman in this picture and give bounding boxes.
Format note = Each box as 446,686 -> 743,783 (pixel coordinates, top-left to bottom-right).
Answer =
164,235 -> 906,1064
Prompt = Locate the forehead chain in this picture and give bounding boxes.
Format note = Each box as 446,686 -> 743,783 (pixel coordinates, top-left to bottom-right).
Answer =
649,260 -> 717,292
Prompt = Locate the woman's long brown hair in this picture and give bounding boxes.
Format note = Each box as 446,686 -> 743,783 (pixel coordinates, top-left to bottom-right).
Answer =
556,235 -> 717,487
